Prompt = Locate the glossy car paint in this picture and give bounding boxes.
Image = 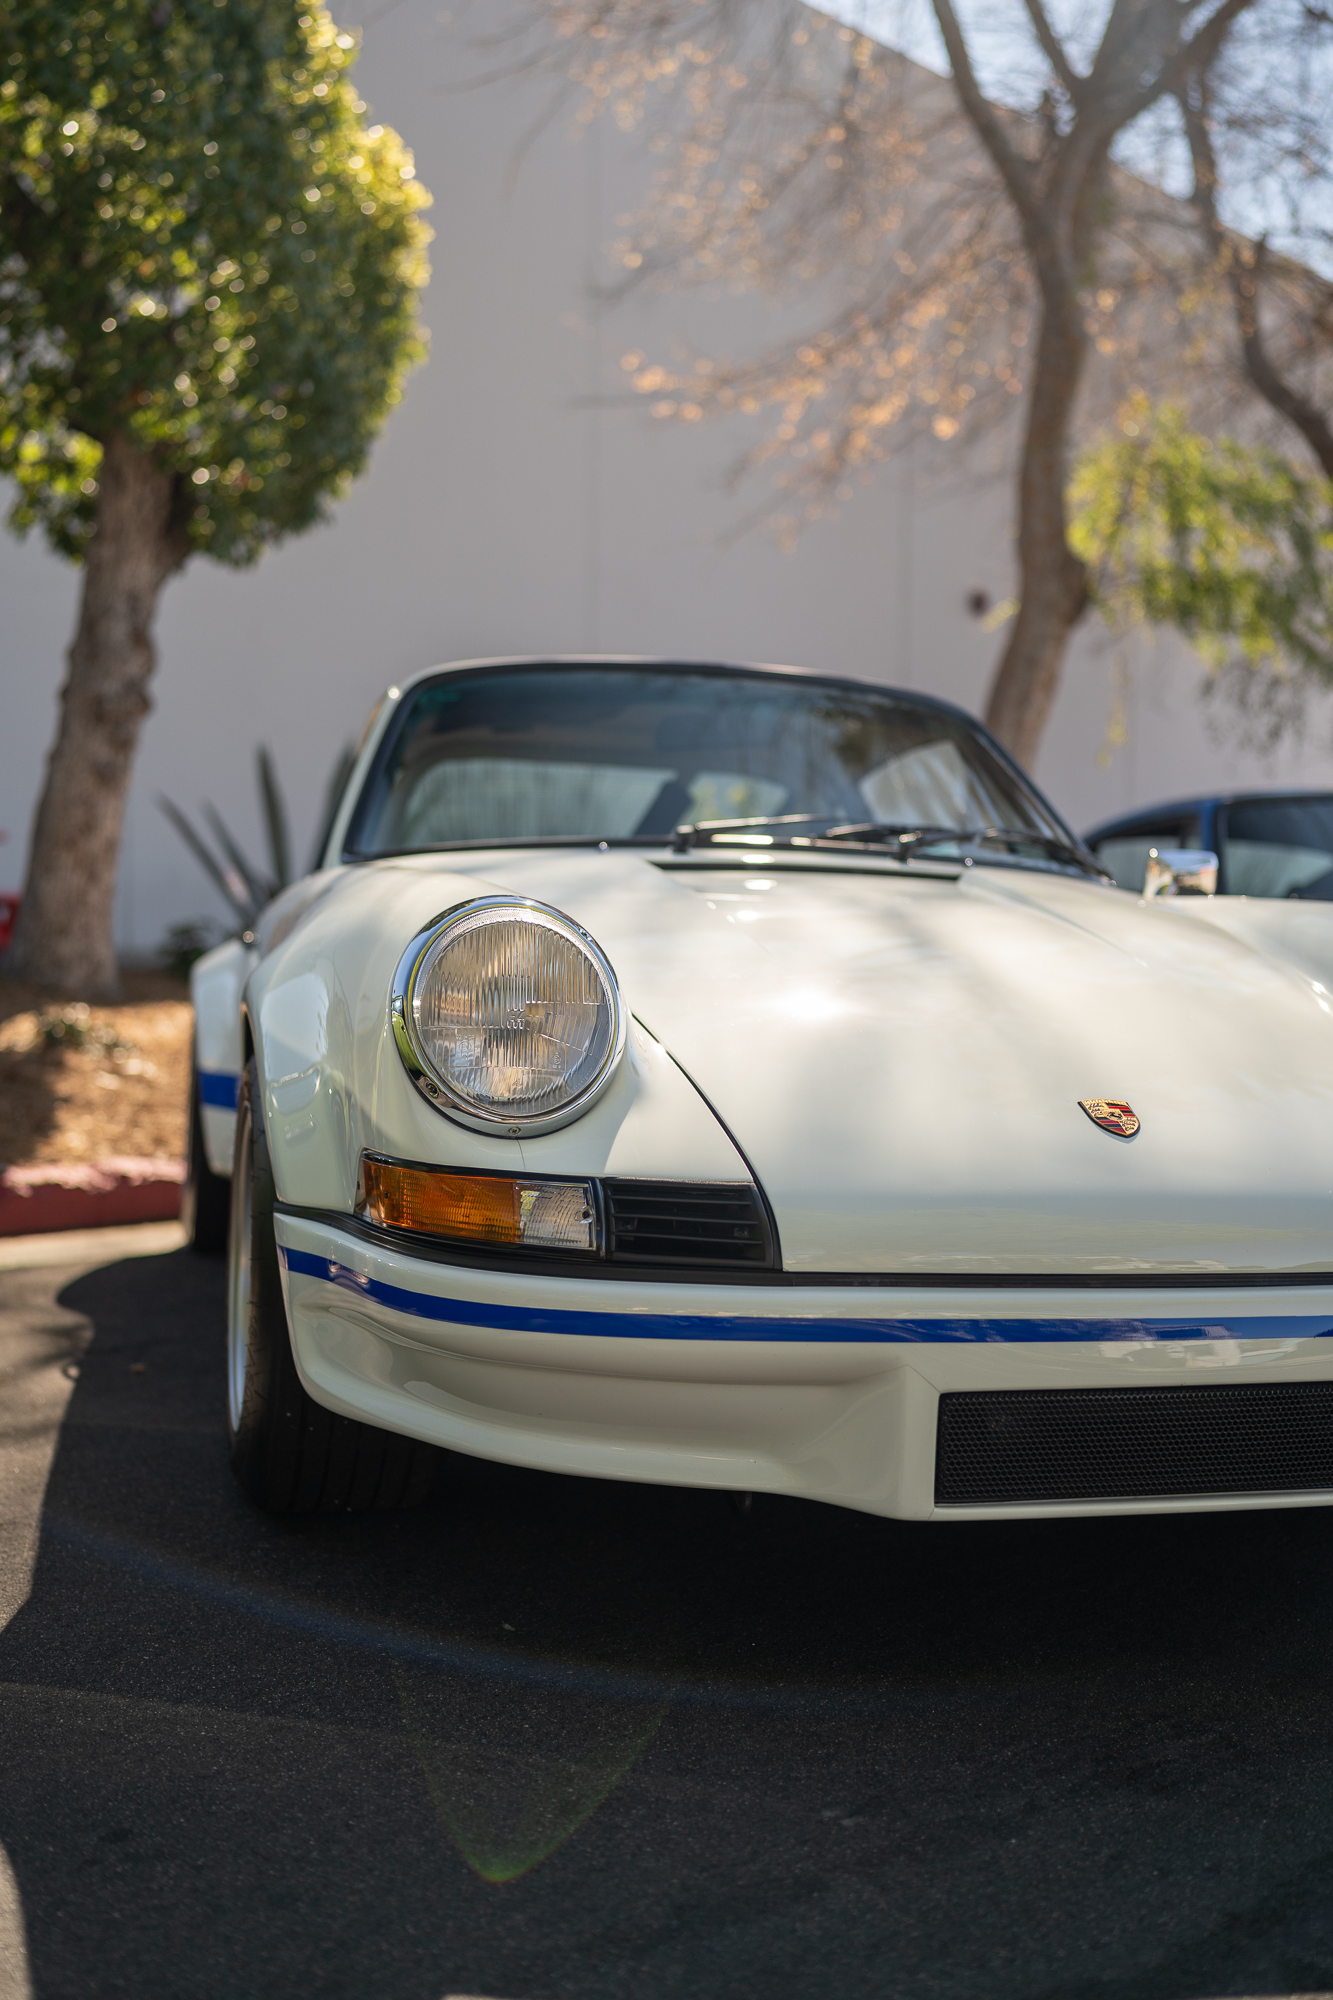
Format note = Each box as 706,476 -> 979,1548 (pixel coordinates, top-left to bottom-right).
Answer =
190,661 -> 1333,1521
221,847 -> 1333,1276
274,1210 -> 1333,1521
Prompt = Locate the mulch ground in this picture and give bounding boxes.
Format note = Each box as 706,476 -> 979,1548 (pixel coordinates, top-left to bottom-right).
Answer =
0,971 -> 192,1170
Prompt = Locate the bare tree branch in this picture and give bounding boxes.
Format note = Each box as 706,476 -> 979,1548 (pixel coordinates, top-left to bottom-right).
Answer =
1123,0 -> 1257,126
1021,0 -> 1084,101
1180,62 -> 1333,476
498,0 -> 1264,763
930,0 -> 1039,225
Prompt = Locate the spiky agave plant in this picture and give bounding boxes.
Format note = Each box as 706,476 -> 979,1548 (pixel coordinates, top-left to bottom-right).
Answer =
159,745 -> 292,930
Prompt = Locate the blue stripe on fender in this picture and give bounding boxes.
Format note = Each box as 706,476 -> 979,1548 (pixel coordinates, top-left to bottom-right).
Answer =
279,1246 -> 1333,1346
198,1070 -> 239,1110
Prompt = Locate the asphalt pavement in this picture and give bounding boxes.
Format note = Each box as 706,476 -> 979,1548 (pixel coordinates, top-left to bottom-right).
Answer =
1,1235 -> 1333,2000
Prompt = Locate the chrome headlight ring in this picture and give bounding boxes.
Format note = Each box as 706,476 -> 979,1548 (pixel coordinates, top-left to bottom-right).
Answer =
390,895 -> 627,1137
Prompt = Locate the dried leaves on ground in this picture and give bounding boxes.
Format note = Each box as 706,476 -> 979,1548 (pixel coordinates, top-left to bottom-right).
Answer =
0,973 -> 191,1167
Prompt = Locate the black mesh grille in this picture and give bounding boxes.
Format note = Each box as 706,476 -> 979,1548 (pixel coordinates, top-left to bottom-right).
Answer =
935,1382 -> 1333,1506
602,1180 -> 774,1270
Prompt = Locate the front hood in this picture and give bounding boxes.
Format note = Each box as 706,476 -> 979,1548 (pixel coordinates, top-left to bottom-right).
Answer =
371,851 -> 1333,1276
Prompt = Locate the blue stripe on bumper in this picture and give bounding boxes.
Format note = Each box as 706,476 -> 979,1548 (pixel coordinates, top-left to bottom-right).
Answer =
198,1070 -> 239,1110
279,1246 -> 1333,1346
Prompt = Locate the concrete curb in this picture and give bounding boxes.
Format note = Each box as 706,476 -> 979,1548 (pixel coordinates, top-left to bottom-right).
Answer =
0,1221 -> 187,1271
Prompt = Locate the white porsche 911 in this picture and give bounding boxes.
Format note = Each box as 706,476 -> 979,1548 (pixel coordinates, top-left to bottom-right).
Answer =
185,656 -> 1333,1520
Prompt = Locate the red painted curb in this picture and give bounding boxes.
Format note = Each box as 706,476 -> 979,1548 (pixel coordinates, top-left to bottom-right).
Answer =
0,1158 -> 185,1238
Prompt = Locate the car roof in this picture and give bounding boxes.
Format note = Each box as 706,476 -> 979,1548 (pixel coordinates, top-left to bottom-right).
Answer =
388,655 -> 982,730
1085,789 -> 1333,843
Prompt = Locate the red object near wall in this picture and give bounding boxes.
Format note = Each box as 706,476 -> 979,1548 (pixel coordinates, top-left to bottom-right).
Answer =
0,1158 -> 184,1236
0,895 -> 18,952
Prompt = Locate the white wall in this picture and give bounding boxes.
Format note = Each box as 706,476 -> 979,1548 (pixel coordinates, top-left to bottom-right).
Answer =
4,1 -> 1333,956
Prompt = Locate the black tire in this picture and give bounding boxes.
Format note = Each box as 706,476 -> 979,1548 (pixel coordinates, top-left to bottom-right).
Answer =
182,1059 -> 231,1256
226,1057 -> 438,1515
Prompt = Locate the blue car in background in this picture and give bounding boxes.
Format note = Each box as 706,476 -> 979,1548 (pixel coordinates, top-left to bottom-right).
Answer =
1085,792 -> 1333,900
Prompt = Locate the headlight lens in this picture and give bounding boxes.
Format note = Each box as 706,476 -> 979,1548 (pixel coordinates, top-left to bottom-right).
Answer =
392,897 -> 625,1133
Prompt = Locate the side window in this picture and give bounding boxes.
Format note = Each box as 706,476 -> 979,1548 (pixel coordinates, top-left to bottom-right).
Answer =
1092,821 -> 1199,892
1222,799 -> 1333,898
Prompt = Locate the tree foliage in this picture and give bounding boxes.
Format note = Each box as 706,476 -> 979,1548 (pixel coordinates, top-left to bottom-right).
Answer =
1070,397 -> 1333,692
0,0 -> 431,565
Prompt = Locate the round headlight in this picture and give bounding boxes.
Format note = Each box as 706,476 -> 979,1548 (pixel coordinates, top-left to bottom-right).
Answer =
391,897 -> 625,1134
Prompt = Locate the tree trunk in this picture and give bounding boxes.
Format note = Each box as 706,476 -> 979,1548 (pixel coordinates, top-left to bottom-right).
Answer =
6,433 -> 189,998
983,288 -> 1090,769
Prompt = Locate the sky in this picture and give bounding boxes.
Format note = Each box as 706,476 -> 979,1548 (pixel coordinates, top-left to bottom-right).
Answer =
826,0 -> 1333,276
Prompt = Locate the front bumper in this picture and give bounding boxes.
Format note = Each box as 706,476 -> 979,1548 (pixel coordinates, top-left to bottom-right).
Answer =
275,1211 -> 1333,1521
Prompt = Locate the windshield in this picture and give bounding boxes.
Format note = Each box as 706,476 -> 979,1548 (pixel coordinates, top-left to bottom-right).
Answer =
344,664 -> 1074,860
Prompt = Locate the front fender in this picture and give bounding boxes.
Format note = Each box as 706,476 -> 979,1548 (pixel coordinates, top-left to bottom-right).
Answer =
246,864 -> 754,1214
252,956 -> 359,1211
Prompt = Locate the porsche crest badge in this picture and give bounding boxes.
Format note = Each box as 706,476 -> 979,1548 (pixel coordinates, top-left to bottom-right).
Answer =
1078,1098 -> 1140,1138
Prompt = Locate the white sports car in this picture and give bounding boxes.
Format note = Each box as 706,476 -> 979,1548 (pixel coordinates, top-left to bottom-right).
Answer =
186,657 -> 1333,1520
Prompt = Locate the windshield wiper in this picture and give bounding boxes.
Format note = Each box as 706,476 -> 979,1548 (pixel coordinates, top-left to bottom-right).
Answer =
824,822 -> 1110,877
670,813 -> 843,852
670,814 -> 971,854
671,816 -> 1110,879
818,821 -> 978,857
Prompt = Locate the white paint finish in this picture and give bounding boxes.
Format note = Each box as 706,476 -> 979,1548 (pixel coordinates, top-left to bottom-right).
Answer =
1176,894 -> 1333,988
278,1232 -> 948,1521
226,830 -> 1333,1270
426,845 -> 1333,1274
6,5 -> 1333,950
253,957 -> 356,1211
276,1209 -> 1333,1360
275,1210 -> 1333,1521
516,1017 -> 753,1182
200,1105 -> 236,1179
190,937 -> 250,1074
240,854 -> 753,1207
253,868 -> 350,954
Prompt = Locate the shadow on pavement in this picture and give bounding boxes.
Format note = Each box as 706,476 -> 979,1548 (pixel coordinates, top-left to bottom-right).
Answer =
1,1246 -> 1332,1997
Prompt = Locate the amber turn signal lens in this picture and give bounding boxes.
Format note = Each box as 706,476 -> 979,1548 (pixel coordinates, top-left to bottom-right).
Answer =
357,1154 -> 598,1254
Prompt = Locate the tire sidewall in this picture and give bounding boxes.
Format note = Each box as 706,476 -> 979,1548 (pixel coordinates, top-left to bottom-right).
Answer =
227,1058 -> 300,1496
223,1055 -> 437,1515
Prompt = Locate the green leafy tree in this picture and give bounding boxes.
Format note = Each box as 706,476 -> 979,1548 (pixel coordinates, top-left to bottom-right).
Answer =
0,0 -> 430,993
1070,398 -> 1333,736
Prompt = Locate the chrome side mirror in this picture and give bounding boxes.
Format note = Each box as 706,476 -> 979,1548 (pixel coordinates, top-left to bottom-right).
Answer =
1143,848 -> 1218,898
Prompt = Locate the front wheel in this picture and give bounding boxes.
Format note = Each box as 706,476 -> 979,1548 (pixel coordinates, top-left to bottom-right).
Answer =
226,1058 -> 438,1514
